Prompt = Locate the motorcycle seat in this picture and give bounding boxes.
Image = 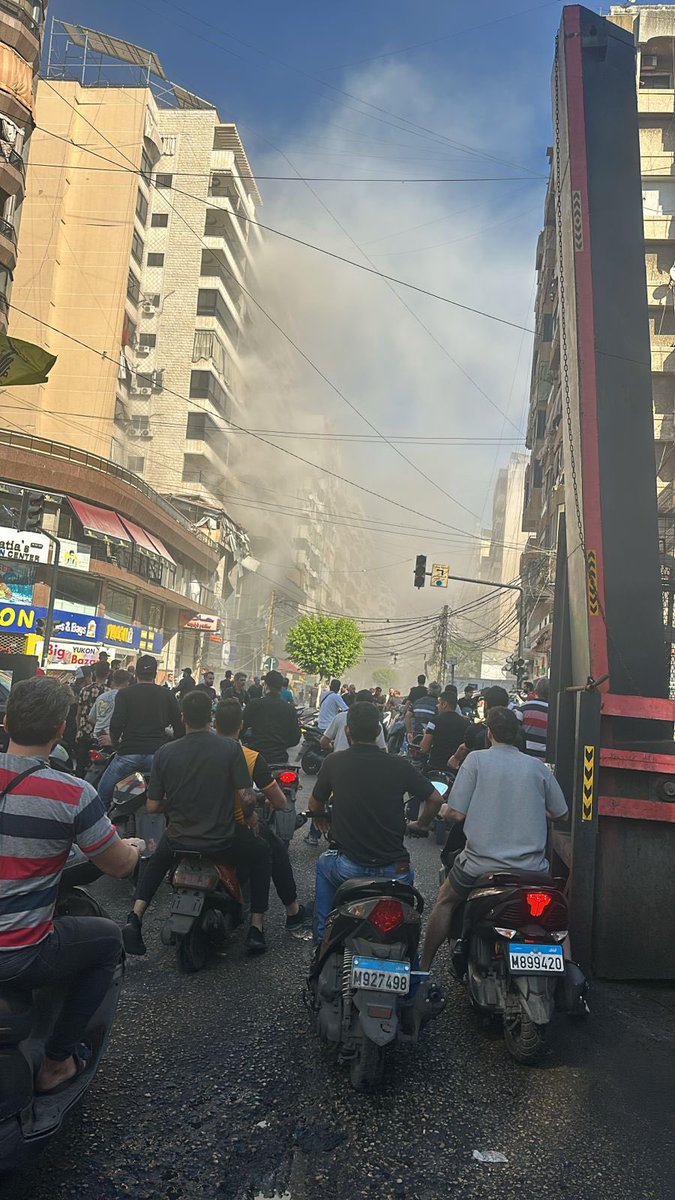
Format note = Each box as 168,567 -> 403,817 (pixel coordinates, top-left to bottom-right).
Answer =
334,876 -> 423,910
471,870 -> 554,888
0,987 -> 34,1046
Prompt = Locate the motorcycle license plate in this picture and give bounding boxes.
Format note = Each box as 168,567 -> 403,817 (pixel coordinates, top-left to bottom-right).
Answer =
350,956 -> 411,994
170,893 -> 204,917
508,943 -> 564,974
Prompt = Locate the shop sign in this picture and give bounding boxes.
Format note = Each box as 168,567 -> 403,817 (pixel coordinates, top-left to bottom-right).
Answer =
60,539 -> 91,572
46,642 -> 99,670
0,560 -> 34,604
0,603 -> 164,653
183,613 -> 219,632
0,527 -> 51,564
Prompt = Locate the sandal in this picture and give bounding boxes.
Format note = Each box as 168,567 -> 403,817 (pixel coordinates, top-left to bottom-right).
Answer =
35,1051 -> 89,1097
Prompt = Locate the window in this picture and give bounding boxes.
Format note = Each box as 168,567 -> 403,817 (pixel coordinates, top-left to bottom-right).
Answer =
147,252 -> 165,267
189,369 -> 230,415
136,191 -> 148,226
161,136 -> 176,156
187,412 -> 209,439
55,572 -> 99,616
640,74 -> 672,90
145,293 -> 161,308
155,173 -> 173,188
650,306 -> 675,336
122,312 -> 137,348
131,229 -> 144,266
140,148 -> 153,183
127,268 -> 141,305
128,455 -> 145,473
136,372 -> 154,389
182,455 -> 203,483
532,461 -> 543,489
535,409 -> 547,441
140,597 -> 164,627
138,333 -> 156,348
104,586 -> 135,622
541,313 -> 553,342
196,288 -> 239,345
192,329 -> 232,383
151,212 -> 169,227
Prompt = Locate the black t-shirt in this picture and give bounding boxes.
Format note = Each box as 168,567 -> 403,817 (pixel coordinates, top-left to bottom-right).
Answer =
242,693 -> 300,762
312,743 -> 435,866
223,685 -> 249,705
424,711 -> 470,769
148,730 -> 252,849
195,683 -> 217,701
407,685 -> 427,704
110,683 -> 183,755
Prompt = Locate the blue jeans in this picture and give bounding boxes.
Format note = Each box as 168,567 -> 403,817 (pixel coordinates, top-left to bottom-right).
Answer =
315,849 -> 414,941
98,753 -> 154,807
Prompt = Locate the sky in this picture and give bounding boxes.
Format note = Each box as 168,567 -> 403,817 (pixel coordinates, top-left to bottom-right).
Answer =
44,0 -> 587,661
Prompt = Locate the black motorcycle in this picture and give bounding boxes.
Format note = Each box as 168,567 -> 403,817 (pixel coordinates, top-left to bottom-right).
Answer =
84,743 -> 114,789
0,852 -> 122,1172
261,763 -> 306,846
160,852 -> 244,973
298,725 -> 327,776
308,877 -> 433,1091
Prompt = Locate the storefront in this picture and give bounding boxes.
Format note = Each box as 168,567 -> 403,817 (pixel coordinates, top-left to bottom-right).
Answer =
0,602 -> 164,671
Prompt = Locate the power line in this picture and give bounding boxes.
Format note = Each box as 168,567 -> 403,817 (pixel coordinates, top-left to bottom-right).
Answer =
27,163 -> 545,183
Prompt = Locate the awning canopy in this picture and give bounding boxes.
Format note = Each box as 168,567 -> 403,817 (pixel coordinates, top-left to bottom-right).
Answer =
120,517 -> 160,557
68,497 -> 131,546
145,531 -> 176,565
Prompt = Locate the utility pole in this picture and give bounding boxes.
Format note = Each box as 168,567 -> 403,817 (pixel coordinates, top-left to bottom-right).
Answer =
439,604 -> 449,684
264,590 -> 277,660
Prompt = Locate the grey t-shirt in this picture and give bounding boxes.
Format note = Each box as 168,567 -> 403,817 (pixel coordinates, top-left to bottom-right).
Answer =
449,744 -> 568,876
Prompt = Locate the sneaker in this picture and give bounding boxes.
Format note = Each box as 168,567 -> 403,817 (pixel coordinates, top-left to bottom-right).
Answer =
245,926 -> 267,955
122,912 -> 147,956
304,828 -> 320,848
286,903 -> 311,931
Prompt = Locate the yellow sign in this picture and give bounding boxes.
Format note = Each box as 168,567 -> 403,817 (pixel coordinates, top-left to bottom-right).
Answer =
582,745 -> 595,821
104,622 -> 134,646
586,549 -> 600,616
431,563 -> 449,588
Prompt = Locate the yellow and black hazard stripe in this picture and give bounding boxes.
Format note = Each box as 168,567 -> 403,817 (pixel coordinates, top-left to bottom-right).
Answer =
586,550 -> 600,617
582,746 -> 595,821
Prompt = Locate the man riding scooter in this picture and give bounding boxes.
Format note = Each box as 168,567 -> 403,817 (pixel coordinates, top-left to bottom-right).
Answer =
122,691 -> 272,957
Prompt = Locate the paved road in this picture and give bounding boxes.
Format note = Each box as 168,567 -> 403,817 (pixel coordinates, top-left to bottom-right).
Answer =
9,774 -> 675,1200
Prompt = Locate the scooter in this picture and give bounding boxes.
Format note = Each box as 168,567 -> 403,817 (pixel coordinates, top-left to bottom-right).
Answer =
307,877 -> 434,1091
0,851 -> 122,1173
160,852 -> 244,973
84,742 -> 114,789
298,724 -> 327,776
108,773 -> 165,857
261,763 -> 306,846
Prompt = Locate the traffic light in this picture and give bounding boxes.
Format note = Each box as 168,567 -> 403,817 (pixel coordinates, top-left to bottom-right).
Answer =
414,554 -> 427,589
19,490 -> 45,532
35,618 -> 46,638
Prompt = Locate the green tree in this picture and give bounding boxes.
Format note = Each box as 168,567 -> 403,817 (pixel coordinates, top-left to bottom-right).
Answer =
286,614 -> 364,680
372,666 -> 398,691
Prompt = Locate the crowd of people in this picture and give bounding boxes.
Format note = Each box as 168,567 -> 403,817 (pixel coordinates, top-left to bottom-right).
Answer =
0,654 -> 562,1098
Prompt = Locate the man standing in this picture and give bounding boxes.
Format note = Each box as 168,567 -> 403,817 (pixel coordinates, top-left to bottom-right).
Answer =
223,671 -> 249,706
75,661 -> 110,774
310,702 -> 441,940
279,677 -> 295,705
88,669 -> 131,746
518,677 -> 550,760
321,688 -> 387,753
459,684 -> 478,717
122,691 -> 271,956
420,707 -> 567,970
419,690 -> 469,771
317,680 -> 347,732
0,678 -> 144,1094
173,668 -> 196,700
242,670 -> 301,763
98,655 -> 183,806
195,671 -> 217,703
405,681 -> 442,742
406,674 -> 428,705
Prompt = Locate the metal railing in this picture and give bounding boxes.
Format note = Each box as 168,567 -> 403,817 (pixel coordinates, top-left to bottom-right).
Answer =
0,146 -> 24,173
0,216 -> 16,243
0,0 -> 40,34
0,429 -> 217,549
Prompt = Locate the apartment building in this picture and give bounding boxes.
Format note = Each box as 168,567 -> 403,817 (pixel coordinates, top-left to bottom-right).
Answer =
521,3 -> 675,674
479,452 -> 528,669
0,1 -> 47,328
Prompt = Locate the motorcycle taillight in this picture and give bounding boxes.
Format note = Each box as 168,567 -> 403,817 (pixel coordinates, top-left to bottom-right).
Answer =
369,898 -> 405,935
278,770 -> 297,786
173,862 -> 219,890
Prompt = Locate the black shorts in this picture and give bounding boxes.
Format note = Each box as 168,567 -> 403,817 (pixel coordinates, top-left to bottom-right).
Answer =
448,858 -> 480,900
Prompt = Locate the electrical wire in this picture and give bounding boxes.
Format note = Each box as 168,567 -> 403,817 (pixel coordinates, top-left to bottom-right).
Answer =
26,163 -> 545,184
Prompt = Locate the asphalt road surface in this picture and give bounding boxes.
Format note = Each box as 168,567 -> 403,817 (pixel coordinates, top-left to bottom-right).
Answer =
8,771 -> 675,1200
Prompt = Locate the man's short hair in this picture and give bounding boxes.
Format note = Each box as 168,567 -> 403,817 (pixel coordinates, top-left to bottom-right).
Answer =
182,667 -> 193,676
330,679 -> 341,693
6,677 -> 73,746
356,688 -> 374,702
112,669 -> 131,687
438,692 -> 455,709
94,661 -> 110,681
182,689 -> 213,728
465,684 -> 477,693
417,674 -> 426,685
265,670 -> 284,691
535,677 -> 550,701
483,685 -> 509,711
215,699 -> 243,736
487,706 -> 520,745
234,671 -> 247,683
98,651 -> 109,661
444,684 -> 458,701
347,701 -> 380,743
428,681 -> 442,698
523,680 -> 533,693
136,655 -> 157,680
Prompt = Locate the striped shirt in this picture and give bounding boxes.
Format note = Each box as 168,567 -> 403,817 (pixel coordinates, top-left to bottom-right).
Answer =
518,699 -> 549,759
0,754 -> 119,951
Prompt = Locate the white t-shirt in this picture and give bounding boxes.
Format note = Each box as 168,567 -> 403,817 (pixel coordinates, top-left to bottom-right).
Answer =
324,710 -> 386,752
318,691 -> 348,731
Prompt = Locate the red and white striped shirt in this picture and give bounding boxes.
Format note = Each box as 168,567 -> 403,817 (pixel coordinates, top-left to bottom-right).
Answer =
519,700 -> 549,760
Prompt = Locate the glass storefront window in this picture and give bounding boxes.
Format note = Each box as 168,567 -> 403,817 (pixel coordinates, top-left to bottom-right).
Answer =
55,571 -> 99,615
104,586 -> 135,622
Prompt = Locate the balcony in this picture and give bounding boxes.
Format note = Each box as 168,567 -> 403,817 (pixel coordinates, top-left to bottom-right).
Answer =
0,213 -> 16,272
651,345 -> 675,373
0,143 -> 24,195
638,87 -> 675,116
644,214 -> 675,240
0,1 -> 42,68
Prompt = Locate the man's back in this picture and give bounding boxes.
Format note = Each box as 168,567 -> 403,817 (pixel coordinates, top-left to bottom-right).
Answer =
425,710 -> 469,768
313,744 -> 434,866
243,693 -> 300,761
451,745 -> 567,875
318,690 -> 347,731
0,755 -> 117,948
149,731 -> 251,849
111,683 -> 182,755
519,698 -> 549,759
411,693 -> 437,735
324,710 -> 387,753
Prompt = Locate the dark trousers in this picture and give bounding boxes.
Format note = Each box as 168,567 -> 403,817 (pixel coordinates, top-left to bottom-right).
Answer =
259,824 -> 297,907
0,917 -> 122,1060
135,828 -> 272,914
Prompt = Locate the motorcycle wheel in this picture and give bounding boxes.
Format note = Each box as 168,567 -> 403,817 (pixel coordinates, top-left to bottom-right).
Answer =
349,1037 -> 385,1091
177,921 -> 209,973
301,749 -> 323,776
503,1008 -> 548,1064
160,921 -> 176,947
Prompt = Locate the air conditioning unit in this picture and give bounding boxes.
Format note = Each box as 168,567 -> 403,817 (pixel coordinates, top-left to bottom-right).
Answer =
141,302 -> 157,315
141,428 -> 153,439
135,386 -> 152,396
137,344 -> 152,356
642,55 -> 659,71
211,175 -> 224,189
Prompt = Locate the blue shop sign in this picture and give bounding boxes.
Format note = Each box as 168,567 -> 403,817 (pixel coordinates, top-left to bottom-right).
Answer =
0,604 -> 163,653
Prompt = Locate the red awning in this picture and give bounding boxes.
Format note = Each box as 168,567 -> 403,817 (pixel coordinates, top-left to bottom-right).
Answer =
278,659 -> 302,675
120,517 -> 160,557
68,497 -> 131,545
145,531 -> 177,565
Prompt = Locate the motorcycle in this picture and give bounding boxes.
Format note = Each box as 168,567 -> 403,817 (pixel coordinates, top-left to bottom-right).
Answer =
160,852 -> 244,973
443,861 -> 587,1063
108,773 -> 165,857
262,763 -> 306,846
298,724 -> 327,776
307,876 -> 433,1092
84,743 -> 114,789
0,851 -> 122,1173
